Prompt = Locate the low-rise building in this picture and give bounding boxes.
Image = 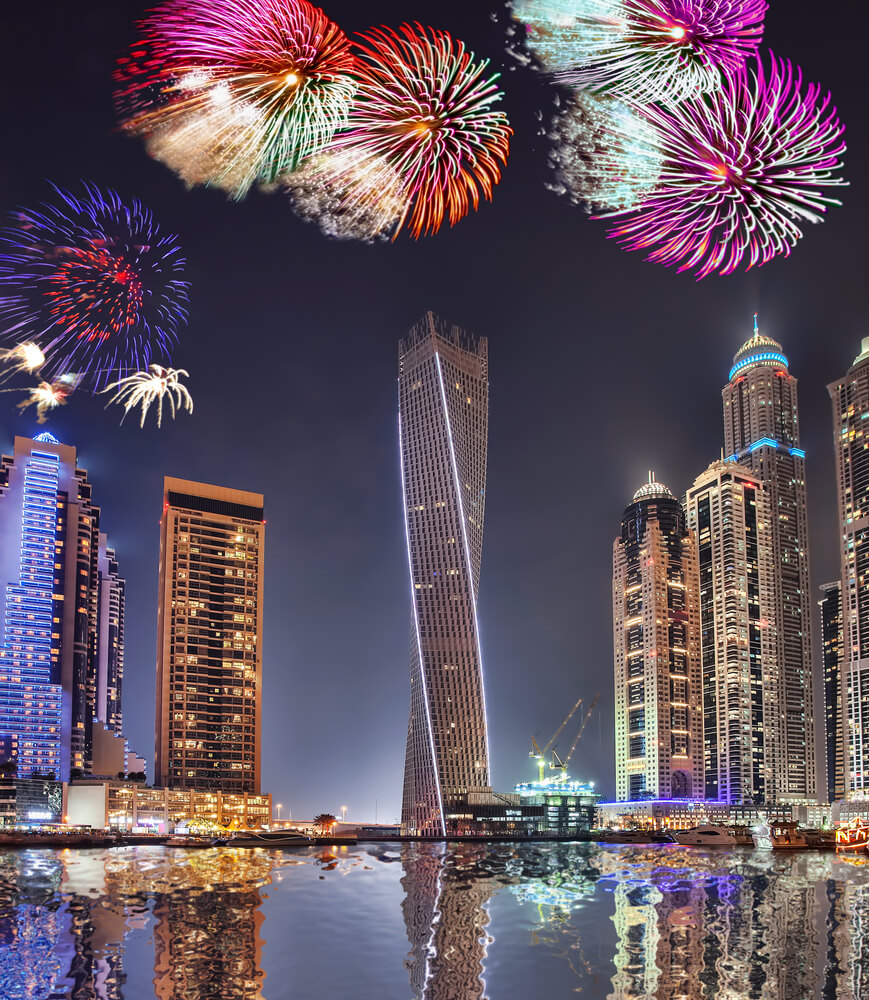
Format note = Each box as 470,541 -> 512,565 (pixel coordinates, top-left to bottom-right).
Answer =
597,798 -> 835,831
0,777 -> 64,826
515,778 -> 601,834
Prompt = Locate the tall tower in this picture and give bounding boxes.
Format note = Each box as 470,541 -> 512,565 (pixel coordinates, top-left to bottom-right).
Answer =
155,478 -> 264,793
96,534 -> 125,737
0,433 -> 110,780
827,338 -> 869,800
399,313 -> 491,836
685,461 -> 778,804
818,582 -> 844,803
722,317 -> 817,802
612,474 -> 703,802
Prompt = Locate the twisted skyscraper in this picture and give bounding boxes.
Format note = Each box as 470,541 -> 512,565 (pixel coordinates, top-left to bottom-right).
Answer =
399,313 -> 491,836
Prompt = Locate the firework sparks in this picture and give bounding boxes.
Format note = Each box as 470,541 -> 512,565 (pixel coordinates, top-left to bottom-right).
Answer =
602,54 -> 847,278
103,365 -> 193,428
115,0 -> 357,198
15,374 -> 80,424
330,23 -> 512,239
513,0 -> 767,102
283,147 -> 407,242
547,92 -> 664,212
0,342 -> 46,383
0,183 -> 188,389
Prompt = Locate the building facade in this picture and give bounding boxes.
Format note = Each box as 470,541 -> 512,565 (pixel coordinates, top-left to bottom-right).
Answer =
155,478 -> 264,793
0,433 -> 125,782
612,475 -> 703,802
819,581 -> 844,803
722,319 -> 817,802
685,461 -> 778,804
828,338 -> 869,800
399,313 -> 491,836
96,534 -> 125,737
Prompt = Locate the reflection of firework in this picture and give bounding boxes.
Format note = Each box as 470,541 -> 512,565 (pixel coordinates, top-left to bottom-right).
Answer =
0,342 -> 46,383
284,148 -> 406,242
116,0 -> 357,198
603,54 -> 847,278
334,24 -> 512,239
0,184 -> 188,389
547,93 -> 663,212
514,0 -> 767,102
103,364 -> 193,428
16,374 -> 80,424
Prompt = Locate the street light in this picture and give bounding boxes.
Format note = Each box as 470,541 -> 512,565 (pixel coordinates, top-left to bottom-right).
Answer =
276,802 -> 282,825
341,805 -> 347,824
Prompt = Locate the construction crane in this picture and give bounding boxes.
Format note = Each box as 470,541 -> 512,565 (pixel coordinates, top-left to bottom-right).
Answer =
529,736 -> 545,783
549,694 -> 600,778
530,694 -> 584,782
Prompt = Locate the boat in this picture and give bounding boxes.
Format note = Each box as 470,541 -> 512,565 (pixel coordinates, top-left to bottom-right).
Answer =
675,825 -> 743,847
836,817 -> 869,853
166,835 -> 217,848
752,820 -> 807,850
599,829 -> 676,845
226,830 -> 312,848
803,828 -> 836,849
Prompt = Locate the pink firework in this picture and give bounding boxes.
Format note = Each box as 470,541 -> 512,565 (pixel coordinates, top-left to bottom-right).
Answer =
334,23 -> 512,239
603,53 -> 847,278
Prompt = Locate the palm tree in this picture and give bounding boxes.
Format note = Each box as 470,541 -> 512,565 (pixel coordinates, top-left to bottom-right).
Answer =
313,813 -> 337,834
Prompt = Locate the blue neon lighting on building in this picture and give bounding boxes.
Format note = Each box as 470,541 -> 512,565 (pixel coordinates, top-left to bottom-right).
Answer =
749,437 -> 778,452
0,448 -> 63,778
790,448 -> 806,458
739,439 -> 807,460
729,351 -> 789,380
33,432 -> 59,444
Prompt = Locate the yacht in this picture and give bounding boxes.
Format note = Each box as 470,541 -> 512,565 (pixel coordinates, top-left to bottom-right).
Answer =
752,821 -> 807,851
226,830 -> 312,848
599,829 -> 676,845
675,825 -> 743,847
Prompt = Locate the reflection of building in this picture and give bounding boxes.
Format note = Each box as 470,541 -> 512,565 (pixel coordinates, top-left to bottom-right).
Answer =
613,475 -> 703,801
685,461 -> 778,804
155,477 -> 265,793
819,581 -> 844,803
723,320 -> 817,802
401,844 -> 495,1000
828,339 -> 869,800
399,315 -> 491,836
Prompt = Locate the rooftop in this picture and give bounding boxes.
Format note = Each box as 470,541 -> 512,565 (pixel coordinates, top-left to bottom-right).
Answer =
632,471 -> 675,502
729,315 -> 789,380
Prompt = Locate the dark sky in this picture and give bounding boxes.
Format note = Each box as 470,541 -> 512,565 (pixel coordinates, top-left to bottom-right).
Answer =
1,1 -> 866,821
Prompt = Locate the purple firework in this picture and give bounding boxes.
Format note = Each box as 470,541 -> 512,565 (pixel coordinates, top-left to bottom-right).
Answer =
602,53 -> 847,278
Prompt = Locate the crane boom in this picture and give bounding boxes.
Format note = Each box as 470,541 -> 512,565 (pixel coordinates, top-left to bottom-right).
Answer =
565,693 -> 600,764
542,695 -> 584,755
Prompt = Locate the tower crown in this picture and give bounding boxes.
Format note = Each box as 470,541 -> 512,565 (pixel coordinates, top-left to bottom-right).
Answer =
729,314 -> 788,380
632,471 -> 674,502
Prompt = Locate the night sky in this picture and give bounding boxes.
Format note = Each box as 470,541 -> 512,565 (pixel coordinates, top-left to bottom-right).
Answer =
1,2 -> 866,822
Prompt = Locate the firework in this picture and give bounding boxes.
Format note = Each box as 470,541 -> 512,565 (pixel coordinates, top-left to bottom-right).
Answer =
115,0 -> 357,198
603,54 -> 847,278
103,365 -> 193,428
513,0 -> 767,102
547,92 -> 664,212
16,374 -> 80,424
0,183 -> 188,389
0,342 -> 46,383
331,23 -> 512,239
283,147 -> 407,242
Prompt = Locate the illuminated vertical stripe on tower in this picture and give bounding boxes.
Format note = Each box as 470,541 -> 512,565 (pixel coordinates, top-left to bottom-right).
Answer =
434,352 -> 492,775
398,413 -> 446,836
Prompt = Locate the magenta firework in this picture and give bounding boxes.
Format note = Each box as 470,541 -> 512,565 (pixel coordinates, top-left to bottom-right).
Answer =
602,54 -> 847,278
0,184 -> 188,387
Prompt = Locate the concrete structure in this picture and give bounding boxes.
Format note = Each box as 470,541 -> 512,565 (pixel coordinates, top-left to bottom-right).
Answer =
828,339 -> 869,800
66,779 -> 271,832
155,478 -> 265,793
0,433 -> 127,781
722,319 -> 817,802
685,461 -> 778,804
819,581 -> 845,803
399,313 -> 491,836
613,475 -> 703,802
514,777 -> 600,833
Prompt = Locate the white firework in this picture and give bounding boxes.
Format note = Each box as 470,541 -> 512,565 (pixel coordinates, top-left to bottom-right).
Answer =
104,365 -> 193,428
15,373 -> 79,424
0,342 -> 46,383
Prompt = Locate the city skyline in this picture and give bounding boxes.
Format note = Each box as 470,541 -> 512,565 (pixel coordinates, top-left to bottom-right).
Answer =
0,3 -> 865,821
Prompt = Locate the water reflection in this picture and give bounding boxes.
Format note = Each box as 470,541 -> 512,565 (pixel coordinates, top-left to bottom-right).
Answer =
0,844 -> 868,999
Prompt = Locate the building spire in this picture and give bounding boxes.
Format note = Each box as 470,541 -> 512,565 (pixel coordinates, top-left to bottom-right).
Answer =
753,312 -> 759,336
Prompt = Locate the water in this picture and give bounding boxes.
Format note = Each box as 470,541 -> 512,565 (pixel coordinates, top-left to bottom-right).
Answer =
1,842 -> 868,999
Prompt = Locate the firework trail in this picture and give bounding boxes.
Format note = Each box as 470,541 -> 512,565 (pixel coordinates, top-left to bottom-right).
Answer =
14,374 -> 80,424
115,0 -> 357,198
602,54 -> 847,278
0,342 -> 46,384
327,23 -> 511,239
547,92 -> 664,212
513,0 -> 767,102
0,183 -> 188,390
103,364 -> 193,428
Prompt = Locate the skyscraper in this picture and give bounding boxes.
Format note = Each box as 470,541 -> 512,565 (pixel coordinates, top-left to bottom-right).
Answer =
722,318 -> 817,802
612,474 -> 703,802
685,461 -> 778,804
827,338 -> 869,800
399,313 -> 491,836
0,433 -> 119,781
155,478 -> 264,793
96,533 -> 125,737
818,582 -> 844,804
